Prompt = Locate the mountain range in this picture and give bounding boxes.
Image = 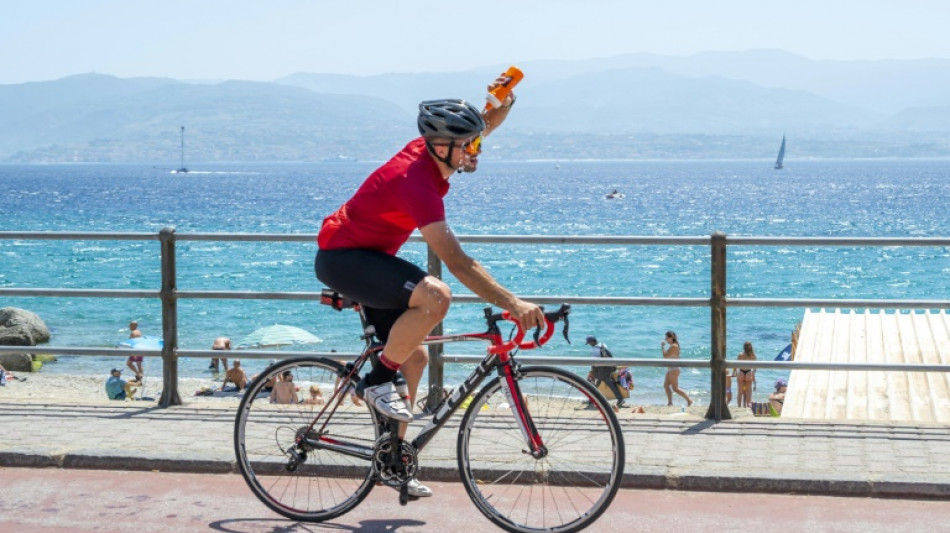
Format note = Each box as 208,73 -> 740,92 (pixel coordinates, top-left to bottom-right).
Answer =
2,49 -> 949,163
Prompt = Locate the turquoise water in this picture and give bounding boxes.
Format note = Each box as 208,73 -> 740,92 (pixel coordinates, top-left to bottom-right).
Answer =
2,159 -> 949,405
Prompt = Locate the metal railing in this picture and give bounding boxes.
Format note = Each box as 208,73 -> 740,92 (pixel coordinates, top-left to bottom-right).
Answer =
1,229 -> 948,419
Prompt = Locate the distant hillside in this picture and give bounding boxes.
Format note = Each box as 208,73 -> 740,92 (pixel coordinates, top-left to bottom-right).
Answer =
280,66 -> 875,136
884,105 -> 950,132
514,50 -> 950,116
4,50 -> 950,163
0,74 -> 414,162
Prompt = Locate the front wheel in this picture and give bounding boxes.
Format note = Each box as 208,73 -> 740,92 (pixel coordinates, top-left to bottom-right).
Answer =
457,366 -> 625,533
234,356 -> 380,522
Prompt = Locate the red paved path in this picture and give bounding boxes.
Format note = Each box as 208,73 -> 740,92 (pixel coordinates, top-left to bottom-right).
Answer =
1,468 -> 948,532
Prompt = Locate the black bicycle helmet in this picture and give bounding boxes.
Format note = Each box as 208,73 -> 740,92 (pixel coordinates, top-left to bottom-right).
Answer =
417,99 -> 485,139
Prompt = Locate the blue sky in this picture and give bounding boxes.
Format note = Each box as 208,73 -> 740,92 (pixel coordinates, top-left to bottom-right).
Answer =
3,0 -> 949,84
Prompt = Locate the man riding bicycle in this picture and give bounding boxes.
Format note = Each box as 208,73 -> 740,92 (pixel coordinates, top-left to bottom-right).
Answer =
314,80 -> 543,498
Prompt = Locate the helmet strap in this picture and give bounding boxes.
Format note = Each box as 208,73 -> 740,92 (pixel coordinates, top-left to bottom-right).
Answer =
425,140 -> 459,171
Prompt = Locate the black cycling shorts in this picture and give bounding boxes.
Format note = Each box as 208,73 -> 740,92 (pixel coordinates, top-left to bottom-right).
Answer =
314,248 -> 427,342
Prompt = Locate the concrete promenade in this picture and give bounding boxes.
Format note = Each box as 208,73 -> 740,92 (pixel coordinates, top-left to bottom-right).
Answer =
1,401 -> 948,499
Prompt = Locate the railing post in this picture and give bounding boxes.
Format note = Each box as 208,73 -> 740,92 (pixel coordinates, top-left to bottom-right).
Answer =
705,231 -> 732,420
425,244 -> 445,413
158,227 -> 182,407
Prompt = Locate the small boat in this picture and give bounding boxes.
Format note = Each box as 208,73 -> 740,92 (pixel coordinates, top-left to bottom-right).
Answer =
172,126 -> 188,174
774,135 -> 786,170
605,189 -> 625,200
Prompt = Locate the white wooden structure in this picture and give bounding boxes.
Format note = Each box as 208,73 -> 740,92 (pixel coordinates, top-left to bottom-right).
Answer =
783,309 -> 950,424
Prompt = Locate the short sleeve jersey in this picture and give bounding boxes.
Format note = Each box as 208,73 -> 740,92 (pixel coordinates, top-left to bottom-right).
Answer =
317,138 -> 449,255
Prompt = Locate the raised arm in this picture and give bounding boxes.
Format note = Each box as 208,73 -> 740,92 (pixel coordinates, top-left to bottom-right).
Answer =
481,73 -> 518,137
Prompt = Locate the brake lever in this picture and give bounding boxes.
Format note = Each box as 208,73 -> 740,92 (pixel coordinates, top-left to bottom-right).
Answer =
562,313 -> 571,344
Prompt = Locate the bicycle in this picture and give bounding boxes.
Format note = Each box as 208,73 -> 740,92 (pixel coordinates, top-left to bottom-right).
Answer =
234,289 -> 625,533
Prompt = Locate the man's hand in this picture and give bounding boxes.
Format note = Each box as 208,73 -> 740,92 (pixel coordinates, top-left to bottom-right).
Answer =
487,72 -> 516,107
509,299 -> 545,331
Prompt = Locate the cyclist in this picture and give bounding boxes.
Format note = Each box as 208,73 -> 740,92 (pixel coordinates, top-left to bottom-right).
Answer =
315,80 -> 543,498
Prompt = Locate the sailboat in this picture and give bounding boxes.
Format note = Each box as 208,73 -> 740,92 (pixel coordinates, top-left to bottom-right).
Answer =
172,126 -> 188,174
774,135 -> 786,170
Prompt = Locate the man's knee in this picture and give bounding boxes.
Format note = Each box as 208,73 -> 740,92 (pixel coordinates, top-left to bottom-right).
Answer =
408,346 -> 429,367
411,277 -> 451,319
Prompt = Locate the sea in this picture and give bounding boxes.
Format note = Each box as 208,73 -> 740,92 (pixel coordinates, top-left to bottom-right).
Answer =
2,159 -> 949,406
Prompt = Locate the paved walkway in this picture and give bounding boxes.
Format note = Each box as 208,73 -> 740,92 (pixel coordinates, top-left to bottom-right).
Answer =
1,402 -> 948,499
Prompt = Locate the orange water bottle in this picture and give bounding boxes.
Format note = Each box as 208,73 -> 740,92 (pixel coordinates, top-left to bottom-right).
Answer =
484,65 -> 524,110
466,66 -> 524,155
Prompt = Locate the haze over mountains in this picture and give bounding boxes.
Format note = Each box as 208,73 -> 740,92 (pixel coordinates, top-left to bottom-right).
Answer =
2,50 -> 949,163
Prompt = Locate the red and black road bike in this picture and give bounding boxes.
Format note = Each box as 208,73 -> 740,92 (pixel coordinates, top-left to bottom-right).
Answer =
235,289 -> 624,533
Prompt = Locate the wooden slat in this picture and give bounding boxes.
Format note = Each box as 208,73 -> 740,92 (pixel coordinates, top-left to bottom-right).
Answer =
825,309 -> 850,419
783,309 -> 816,417
883,311 -> 912,421
806,309 -> 834,419
865,310 -> 889,419
847,309 -> 869,420
899,311 -> 931,422
922,311 -> 950,423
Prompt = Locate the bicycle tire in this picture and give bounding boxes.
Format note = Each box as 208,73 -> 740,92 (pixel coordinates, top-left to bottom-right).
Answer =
457,366 -> 625,533
234,356 -> 380,522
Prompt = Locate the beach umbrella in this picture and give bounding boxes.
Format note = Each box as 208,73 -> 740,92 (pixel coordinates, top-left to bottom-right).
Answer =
117,336 -> 164,350
236,325 -> 321,350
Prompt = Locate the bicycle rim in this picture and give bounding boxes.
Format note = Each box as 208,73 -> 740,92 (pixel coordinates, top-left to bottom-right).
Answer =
234,356 -> 379,522
457,366 -> 625,533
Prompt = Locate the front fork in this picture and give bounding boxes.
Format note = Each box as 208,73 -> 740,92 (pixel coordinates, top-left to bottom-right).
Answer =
498,362 -> 548,459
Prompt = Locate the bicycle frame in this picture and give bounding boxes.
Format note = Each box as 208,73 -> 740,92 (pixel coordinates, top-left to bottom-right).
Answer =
304,297 -> 561,462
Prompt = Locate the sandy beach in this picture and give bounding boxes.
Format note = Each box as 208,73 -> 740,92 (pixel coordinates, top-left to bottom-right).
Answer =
0,371 -> 755,419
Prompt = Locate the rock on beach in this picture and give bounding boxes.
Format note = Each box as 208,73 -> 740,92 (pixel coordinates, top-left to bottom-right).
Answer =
0,307 -> 51,372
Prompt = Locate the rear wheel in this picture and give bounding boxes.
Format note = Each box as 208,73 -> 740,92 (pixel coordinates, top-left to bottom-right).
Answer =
234,356 -> 379,522
457,366 -> 625,533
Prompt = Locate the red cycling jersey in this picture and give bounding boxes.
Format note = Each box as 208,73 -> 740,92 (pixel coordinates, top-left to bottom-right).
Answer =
317,138 -> 449,256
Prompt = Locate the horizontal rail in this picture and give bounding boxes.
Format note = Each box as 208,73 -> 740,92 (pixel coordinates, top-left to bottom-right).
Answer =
439,354 -> 948,372
7,288 -> 947,311
0,288 -> 160,298
6,231 -> 949,247
8,344 -> 946,374
175,290 -> 324,301
175,233 -> 315,243
727,236 -> 950,246
409,234 -> 712,245
728,298 -> 950,309
0,231 -> 158,241
0,346 -> 162,357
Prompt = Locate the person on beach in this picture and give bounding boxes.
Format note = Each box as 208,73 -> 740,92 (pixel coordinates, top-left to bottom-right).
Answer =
250,359 -> 279,393
125,321 -> 144,378
270,370 -> 299,404
303,385 -> 325,406
585,336 -> 626,409
661,331 -> 692,407
0,363 -> 22,385
105,367 -> 141,401
724,367 -> 733,404
314,74 -> 536,498
734,341 -> 757,408
210,336 -> 230,372
221,359 -> 248,391
769,378 -> 787,416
